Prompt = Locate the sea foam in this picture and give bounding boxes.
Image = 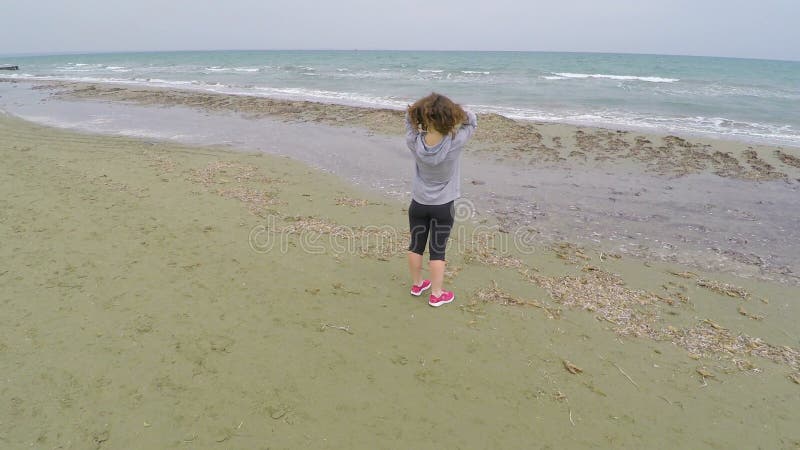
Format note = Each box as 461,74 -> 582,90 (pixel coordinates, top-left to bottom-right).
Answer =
548,73 -> 679,83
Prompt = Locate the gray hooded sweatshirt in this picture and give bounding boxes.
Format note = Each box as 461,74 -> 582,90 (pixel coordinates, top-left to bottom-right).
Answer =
405,110 -> 477,205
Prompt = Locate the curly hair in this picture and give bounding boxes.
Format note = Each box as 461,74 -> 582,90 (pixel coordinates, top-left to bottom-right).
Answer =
407,92 -> 467,136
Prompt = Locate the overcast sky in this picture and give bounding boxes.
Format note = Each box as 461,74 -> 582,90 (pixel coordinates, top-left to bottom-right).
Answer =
2,0 -> 799,61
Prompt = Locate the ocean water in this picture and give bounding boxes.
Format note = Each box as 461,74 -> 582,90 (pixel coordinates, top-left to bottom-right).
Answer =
2,50 -> 799,146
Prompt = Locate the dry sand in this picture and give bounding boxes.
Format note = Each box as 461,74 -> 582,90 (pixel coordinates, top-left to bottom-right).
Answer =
2,113 -> 800,449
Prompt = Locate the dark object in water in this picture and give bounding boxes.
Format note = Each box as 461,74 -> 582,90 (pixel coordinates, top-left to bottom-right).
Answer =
0,65 -> 19,71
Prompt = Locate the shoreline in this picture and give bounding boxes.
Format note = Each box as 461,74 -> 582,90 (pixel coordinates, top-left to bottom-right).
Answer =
3,76 -> 800,150
4,78 -> 799,179
1,112 -> 799,448
2,78 -> 800,286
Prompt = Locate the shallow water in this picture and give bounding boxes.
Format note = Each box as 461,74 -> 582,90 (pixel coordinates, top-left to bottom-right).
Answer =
4,50 -> 800,146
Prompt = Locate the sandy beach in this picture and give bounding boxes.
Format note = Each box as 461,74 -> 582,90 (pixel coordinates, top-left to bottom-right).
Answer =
1,80 -> 800,448
3,79 -> 800,285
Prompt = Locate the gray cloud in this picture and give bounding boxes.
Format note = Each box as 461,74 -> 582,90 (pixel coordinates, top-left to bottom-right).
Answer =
2,0 -> 798,60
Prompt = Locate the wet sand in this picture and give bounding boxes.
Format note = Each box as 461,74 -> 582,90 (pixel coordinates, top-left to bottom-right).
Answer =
46,81 -> 800,181
1,110 -> 800,448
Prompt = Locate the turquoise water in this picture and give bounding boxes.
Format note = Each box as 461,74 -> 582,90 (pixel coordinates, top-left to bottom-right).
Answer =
3,50 -> 799,146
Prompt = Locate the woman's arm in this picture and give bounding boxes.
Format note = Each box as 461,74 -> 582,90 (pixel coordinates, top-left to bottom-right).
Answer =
404,111 -> 419,151
451,110 -> 478,148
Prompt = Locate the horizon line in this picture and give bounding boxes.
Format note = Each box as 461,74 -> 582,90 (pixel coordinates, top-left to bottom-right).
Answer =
2,48 -> 798,63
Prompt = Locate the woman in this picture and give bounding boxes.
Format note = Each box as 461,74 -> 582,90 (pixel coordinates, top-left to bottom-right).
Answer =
405,92 -> 477,307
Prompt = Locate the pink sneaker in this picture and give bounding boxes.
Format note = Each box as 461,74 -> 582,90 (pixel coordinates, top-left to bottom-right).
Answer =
410,279 -> 431,296
429,291 -> 455,307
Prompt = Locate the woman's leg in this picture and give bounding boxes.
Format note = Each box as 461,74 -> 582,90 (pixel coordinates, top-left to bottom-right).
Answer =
428,201 -> 455,296
429,260 -> 446,297
407,252 -> 424,286
407,200 -> 430,286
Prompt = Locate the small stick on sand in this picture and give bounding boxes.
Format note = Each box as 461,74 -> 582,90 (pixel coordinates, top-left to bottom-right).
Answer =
613,363 -> 640,390
322,323 -> 354,334
600,316 -> 620,326
569,408 -> 575,426
600,355 -> 639,389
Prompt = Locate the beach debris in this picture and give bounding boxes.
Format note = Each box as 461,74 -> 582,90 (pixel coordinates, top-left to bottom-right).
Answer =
187,160 -> 284,215
462,233 -> 525,268
598,252 -> 622,262
267,404 -> 291,420
732,359 -> 757,372
789,373 -> 800,385
569,408 -> 575,426
92,430 -> 110,447
668,270 -> 697,279
552,242 -> 590,264
775,150 -> 800,169
599,355 -> 640,390
458,299 -> 486,320
614,364 -> 640,390
331,282 -> 360,295
696,366 -> 716,386
657,396 -> 677,406
278,215 -> 405,259
563,360 -> 583,375
281,216 -> 348,237
696,366 -> 715,379
391,355 -> 409,366
217,186 -> 281,215
582,381 -> 607,397
473,281 -> 560,319
523,268 -> 661,338
664,320 -> 800,371
320,323 -> 353,335
335,196 -> 370,207
742,149 -> 784,180
143,151 -> 176,174
656,282 -> 690,306
553,390 -> 567,402
51,83 -> 794,182
737,305 -> 764,321
444,265 -> 462,280
90,173 -> 134,195
696,278 -> 751,299
188,160 -> 277,186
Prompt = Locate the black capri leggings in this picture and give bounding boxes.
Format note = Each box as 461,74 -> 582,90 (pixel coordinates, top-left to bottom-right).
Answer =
408,199 -> 455,261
